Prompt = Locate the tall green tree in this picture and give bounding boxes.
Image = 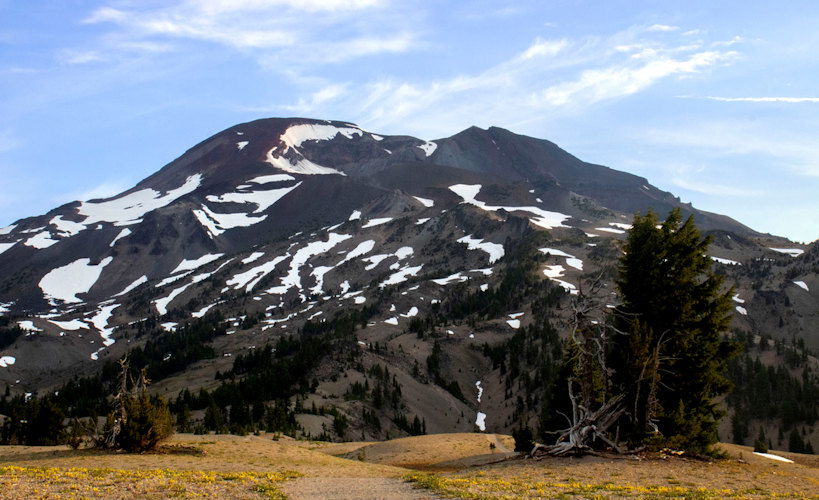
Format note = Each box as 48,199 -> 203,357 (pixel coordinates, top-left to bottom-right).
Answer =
611,208 -> 738,453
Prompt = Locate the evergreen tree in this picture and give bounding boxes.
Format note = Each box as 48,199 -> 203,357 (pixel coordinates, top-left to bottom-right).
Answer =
611,209 -> 738,453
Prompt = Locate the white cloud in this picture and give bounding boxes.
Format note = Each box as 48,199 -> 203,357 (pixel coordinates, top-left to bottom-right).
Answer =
648,24 -> 679,32
283,84 -> 348,113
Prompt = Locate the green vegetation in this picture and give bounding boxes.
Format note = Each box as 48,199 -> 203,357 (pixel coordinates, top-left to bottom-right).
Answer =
610,209 -> 739,453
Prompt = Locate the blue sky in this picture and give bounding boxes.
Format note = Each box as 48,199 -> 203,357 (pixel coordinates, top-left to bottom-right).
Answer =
2,1 -> 818,242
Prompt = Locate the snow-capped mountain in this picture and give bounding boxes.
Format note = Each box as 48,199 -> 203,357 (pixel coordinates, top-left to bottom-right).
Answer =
0,118 -> 815,437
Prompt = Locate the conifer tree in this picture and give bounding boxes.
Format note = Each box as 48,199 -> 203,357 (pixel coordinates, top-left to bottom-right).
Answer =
611,209 -> 738,453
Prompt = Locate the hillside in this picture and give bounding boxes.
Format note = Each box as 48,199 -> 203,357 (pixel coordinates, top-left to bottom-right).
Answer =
0,117 -> 816,452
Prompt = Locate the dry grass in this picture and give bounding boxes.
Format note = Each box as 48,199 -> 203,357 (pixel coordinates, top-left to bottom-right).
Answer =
0,434 -> 817,499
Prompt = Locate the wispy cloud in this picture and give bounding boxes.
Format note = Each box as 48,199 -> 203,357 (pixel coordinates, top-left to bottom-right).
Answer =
648,24 -> 679,32
643,120 -> 819,177
702,96 -> 819,103
294,27 -> 739,137
81,0 -> 412,63
670,176 -> 764,197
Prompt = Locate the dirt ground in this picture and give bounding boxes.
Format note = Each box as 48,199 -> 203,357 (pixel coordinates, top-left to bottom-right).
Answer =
0,433 -> 817,498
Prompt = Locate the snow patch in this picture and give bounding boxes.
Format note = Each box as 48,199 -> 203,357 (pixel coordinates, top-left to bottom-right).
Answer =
711,256 -> 740,265
39,257 -> 113,304
242,252 -> 265,264
24,231 -> 60,249
768,248 -> 804,257
247,174 -> 295,184
735,306 -> 747,315
793,280 -> 809,291
540,248 -> 583,270
380,265 -> 423,288
732,294 -> 745,304
228,255 -> 288,292
753,452 -> 793,463
236,141 -> 249,150
384,317 -> 399,326
416,218 -> 430,225
475,412 -> 486,431
18,320 -> 42,332
348,210 -> 362,221
49,319 -> 88,331
0,356 -> 15,368
78,174 -> 201,226
594,227 -> 626,234
171,253 -> 224,274
338,240 -> 375,265
457,235 -> 504,264
0,242 -> 16,255
506,319 -> 521,329
50,216 -> 85,237
417,141 -> 437,156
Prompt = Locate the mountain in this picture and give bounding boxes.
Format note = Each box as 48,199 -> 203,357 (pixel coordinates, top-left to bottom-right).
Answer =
0,117 -> 816,446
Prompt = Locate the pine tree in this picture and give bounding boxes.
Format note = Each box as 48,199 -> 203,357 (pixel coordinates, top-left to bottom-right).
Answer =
611,209 -> 738,453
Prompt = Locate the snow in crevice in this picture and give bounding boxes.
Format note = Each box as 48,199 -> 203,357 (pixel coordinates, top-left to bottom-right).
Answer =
39,257 -> 113,304
228,254 -> 289,292
113,275 -> 148,297
242,252 -> 265,264
171,253 -> 224,274
266,233 -> 352,296
89,303 -> 120,347
793,280 -> 809,291
753,452 -> 793,463
362,247 -> 413,271
154,283 -> 192,315
457,235 -> 504,264
449,184 -> 570,229
78,174 -> 201,227
193,204 -> 267,237
432,272 -> 468,285
475,381 -> 483,403
413,196 -> 434,207
361,217 -> 393,229
206,181 -> 302,214
416,218 -> 430,225
380,265 -> 423,288
338,240 -> 375,266
109,228 -> 132,247
0,242 -> 16,255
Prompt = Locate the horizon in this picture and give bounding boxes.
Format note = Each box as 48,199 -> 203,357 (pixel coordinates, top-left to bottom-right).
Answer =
2,1 -> 818,243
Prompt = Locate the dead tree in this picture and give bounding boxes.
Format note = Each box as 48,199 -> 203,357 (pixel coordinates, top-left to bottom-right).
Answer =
536,272 -> 630,456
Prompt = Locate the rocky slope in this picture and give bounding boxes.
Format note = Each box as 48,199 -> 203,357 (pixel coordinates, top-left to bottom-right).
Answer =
0,117 -> 815,444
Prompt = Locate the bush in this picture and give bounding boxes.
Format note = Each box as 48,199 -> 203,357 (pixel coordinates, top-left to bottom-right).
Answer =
116,391 -> 173,452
